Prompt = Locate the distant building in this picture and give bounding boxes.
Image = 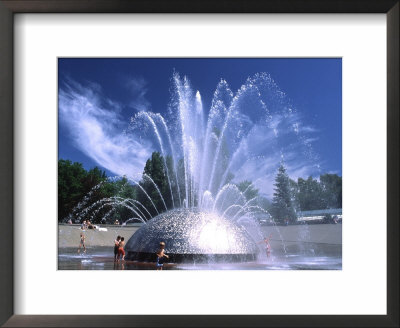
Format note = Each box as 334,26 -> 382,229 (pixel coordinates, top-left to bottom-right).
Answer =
297,208 -> 342,222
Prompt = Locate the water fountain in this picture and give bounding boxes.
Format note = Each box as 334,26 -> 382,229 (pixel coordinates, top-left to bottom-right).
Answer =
120,72 -> 316,264
125,209 -> 258,263
61,72 -> 340,269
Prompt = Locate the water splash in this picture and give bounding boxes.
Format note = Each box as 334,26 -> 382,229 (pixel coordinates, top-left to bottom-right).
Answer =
64,71 -> 320,253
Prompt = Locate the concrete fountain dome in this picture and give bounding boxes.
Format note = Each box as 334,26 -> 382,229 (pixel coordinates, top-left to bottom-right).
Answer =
125,209 -> 259,263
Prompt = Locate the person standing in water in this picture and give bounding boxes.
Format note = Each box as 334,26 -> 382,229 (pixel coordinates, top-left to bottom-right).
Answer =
117,237 -> 125,261
114,236 -> 121,261
156,241 -> 169,270
77,232 -> 86,254
259,234 -> 272,258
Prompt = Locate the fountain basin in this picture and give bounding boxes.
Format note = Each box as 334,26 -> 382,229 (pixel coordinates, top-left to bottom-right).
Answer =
125,209 -> 259,263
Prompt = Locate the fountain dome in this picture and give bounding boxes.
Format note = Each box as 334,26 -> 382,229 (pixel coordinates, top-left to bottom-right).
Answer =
125,209 -> 259,263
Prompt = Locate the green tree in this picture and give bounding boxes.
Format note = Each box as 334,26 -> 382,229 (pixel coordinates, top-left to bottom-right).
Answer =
296,176 -> 326,211
271,164 -> 297,224
320,174 -> 342,208
58,159 -> 87,221
99,176 -> 139,224
295,174 -> 342,211
137,152 -> 172,218
58,159 -> 109,222
84,167 -> 107,190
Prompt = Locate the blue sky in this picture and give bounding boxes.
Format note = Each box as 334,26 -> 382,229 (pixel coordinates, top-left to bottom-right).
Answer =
58,58 -> 341,196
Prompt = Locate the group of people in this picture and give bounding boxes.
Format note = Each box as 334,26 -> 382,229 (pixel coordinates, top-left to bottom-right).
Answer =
76,219 -> 171,268
81,220 -> 97,230
112,237 -> 169,269
114,236 -> 125,261
77,228 -> 273,268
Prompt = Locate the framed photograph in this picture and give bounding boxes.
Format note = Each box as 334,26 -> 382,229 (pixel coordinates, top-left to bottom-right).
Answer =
0,1 -> 398,327
57,57 -> 343,272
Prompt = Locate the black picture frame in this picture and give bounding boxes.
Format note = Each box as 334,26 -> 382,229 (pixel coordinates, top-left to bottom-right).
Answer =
0,1 -> 398,327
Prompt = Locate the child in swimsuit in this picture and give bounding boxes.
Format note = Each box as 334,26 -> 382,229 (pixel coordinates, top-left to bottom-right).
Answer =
156,241 -> 169,270
114,236 -> 121,261
77,232 -> 86,254
117,237 -> 125,261
258,234 -> 272,258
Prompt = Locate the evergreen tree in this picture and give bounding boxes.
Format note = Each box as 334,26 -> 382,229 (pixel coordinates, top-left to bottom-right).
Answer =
271,164 -> 297,224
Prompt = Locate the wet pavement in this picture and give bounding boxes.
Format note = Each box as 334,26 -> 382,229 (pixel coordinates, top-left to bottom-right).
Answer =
58,245 -> 342,270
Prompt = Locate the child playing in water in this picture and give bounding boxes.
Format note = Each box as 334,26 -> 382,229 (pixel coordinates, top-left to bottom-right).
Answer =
117,237 -> 125,261
259,234 -> 272,258
156,241 -> 169,270
77,232 -> 86,254
114,236 -> 121,261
